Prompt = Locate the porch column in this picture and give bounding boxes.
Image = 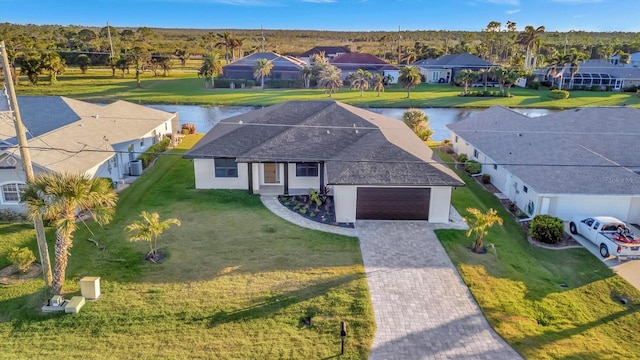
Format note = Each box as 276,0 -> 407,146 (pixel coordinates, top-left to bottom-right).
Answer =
247,163 -> 253,194
283,163 -> 289,195
319,162 -> 325,190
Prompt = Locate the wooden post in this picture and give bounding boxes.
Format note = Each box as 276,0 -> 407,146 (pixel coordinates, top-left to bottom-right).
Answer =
0,40 -> 53,290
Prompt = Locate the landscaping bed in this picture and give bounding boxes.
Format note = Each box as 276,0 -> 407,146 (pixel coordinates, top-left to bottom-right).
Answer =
278,194 -> 354,228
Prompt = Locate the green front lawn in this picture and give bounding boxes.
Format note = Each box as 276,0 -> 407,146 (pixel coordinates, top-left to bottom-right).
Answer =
435,150 -> 640,359
15,69 -> 640,109
0,135 -> 374,359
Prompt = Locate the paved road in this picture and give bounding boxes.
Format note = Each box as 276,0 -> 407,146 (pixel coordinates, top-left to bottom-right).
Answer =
357,221 -> 522,360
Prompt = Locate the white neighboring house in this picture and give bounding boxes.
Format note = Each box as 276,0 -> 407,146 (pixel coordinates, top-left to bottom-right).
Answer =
0,95 -> 178,212
184,100 -> 464,223
447,106 -> 640,223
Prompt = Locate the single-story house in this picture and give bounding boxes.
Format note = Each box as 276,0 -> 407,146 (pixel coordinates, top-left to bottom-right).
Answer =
534,59 -> 640,91
413,53 -> 495,84
184,100 -> 463,223
221,52 -> 306,82
329,53 -> 399,84
299,46 -> 351,64
0,95 -> 177,212
610,51 -> 640,67
447,106 -> 640,223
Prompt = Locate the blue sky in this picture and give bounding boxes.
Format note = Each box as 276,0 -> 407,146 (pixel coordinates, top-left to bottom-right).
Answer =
1,0 -> 638,32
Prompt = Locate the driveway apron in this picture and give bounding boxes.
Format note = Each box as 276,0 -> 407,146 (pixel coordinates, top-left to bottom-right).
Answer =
357,221 -> 521,360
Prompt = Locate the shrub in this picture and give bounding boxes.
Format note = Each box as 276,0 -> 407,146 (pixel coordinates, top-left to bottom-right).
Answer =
528,81 -> 541,90
622,85 -> 638,92
0,209 -> 27,222
481,173 -> 491,184
590,85 -> 600,91
457,153 -> 468,163
530,215 -> 564,244
549,84 -> 558,90
181,123 -> 196,135
464,160 -> 481,174
8,247 -> 36,273
549,89 -> 570,99
214,78 -> 255,89
139,138 -> 171,168
267,79 -> 304,88
605,85 -> 613,92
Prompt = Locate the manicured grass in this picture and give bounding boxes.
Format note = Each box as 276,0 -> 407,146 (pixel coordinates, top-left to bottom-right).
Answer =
0,135 -> 374,359
434,149 -> 640,359
15,69 -> 640,109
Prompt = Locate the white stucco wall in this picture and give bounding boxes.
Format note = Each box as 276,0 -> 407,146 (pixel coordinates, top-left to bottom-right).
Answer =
628,197 -> 640,224
287,163 -> 320,191
193,159 -> 248,190
428,186 -> 452,223
334,185 -> 357,223
551,195 -> 632,221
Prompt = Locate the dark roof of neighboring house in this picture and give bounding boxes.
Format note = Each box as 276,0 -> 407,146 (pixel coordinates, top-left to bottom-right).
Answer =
534,59 -> 640,79
223,52 -> 306,71
447,106 -> 640,195
300,46 -> 351,57
185,100 -> 462,187
330,53 -> 398,71
414,53 -> 494,68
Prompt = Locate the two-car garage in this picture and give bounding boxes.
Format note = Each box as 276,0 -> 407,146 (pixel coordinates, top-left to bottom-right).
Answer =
356,187 -> 431,220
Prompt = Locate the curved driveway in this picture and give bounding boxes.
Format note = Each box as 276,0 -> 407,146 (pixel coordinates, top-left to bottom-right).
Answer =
357,221 -> 522,360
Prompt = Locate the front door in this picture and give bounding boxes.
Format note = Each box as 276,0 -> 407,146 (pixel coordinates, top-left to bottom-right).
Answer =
263,163 -> 279,184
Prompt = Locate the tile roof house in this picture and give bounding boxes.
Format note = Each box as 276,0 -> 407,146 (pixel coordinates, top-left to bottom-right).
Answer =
221,52 -> 306,84
413,53 -> 495,84
184,100 -> 463,223
299,46 -> 351,64
534,59 -> 640,91
0,95 -> 177,212
329,53 -> 399,83
447,106 -> 640,222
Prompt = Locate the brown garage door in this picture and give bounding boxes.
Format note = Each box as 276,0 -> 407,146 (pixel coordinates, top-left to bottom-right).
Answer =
356,187 -> 430,220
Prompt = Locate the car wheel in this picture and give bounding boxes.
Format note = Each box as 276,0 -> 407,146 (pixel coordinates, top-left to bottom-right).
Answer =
569,222 -> 577,234
599,243 -> 610,258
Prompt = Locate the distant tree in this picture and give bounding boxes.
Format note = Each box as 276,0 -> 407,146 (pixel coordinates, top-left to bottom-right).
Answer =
107,54 -> 119,77
20,53 -> 42,85
454,69 -> 478,95
503,67 -> 522,96
403,109 -> 433,141
372,73 -> 385,97
77,28 -> 97,43
75,54 -> 90,74
215,31 -> 233,63
517,25 -> 545,71
116,57 -> 129,78
253,58 -> 273,89
40,51 -> 65,84
398,66 -> 422,98
351,68 -> 373,97
302,65 -> 313,88
174,48 -> 189,66
464,207 -> 503,253
198,52 -> 223,88
317,65 -> 343,97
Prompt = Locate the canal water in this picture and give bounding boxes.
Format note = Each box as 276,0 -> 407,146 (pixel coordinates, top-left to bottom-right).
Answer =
149,104 -> 554,141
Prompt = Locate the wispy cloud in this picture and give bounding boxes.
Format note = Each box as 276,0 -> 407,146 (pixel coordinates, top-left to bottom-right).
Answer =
506,8 -> 520,14
483,0 -> 520,5
301,0 -> 336,3
549,0 -> 605,3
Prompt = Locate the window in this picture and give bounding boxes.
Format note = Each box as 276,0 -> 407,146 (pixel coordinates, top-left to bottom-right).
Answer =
455,135 -> 459,143
1,183 -> 27,203
215,158 -> 238,178
473,149 -> 478,158
523,186 -> 528,193
140,138 -> 145,147
296,163 -> 319,177
493,164 -> 498,170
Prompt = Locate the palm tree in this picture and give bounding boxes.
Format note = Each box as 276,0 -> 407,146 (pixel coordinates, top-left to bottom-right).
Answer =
477,67 -> 490,92
454,69 -> 478,95
403,109 -> 433,141
198,52 -> 223,88
126,211 -> 181,261
516,25 -> 545,71
22,173 -> 117,295
75,54 -> 90,74
317,65 -> 343,97
253,58 -> 273,89
372,73 -> 385,97
351,69 -> 373,97
302,65 -> 313,88
215,31 -> 233,63
464,207 -> 503,253
491,67 -> 508,95
503,67 -> 522,97
563,52 -> 584,90
398,66 -> 422,98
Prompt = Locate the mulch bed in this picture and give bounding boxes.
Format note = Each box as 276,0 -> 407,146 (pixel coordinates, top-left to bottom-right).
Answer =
0,263 -> 42,285
278,195 -> 354,228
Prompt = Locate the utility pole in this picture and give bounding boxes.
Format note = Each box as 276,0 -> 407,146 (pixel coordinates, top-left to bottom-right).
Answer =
0,40 -> 53,290
398,26 -> 402,65
261,25 -> 265,53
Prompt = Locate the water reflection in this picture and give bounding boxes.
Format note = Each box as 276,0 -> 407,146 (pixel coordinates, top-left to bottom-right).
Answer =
150,104 -> 554,141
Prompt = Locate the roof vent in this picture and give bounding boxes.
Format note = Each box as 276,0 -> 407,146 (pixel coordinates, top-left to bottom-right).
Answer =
93,114 -> 100,119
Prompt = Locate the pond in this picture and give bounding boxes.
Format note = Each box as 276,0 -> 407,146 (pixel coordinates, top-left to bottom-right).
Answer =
149,104 -> 555,141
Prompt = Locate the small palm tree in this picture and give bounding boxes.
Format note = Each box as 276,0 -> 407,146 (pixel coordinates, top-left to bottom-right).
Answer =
22,173 -> 118,294
454,69 -> 479,95
254,58 -> 273,89
126,211 -> 181,261
398,66 -> 422,98
372,73 -> 385,97
351,68 -> 373,97
464,208 -> 503,253
317,65 -> 343,97
198,52 -> 223,88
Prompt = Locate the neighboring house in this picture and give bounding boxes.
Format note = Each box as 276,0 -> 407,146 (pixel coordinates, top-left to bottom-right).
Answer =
534,59 -> 640,91
329,53 -> 399,83
447,106 -> 640,223
610,51 -> 640,67
221,52 -> 306,83
413,53 -> 495,84
184,100 -> 463,223
299,46 -> 351,64
0,95 -> 177,212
